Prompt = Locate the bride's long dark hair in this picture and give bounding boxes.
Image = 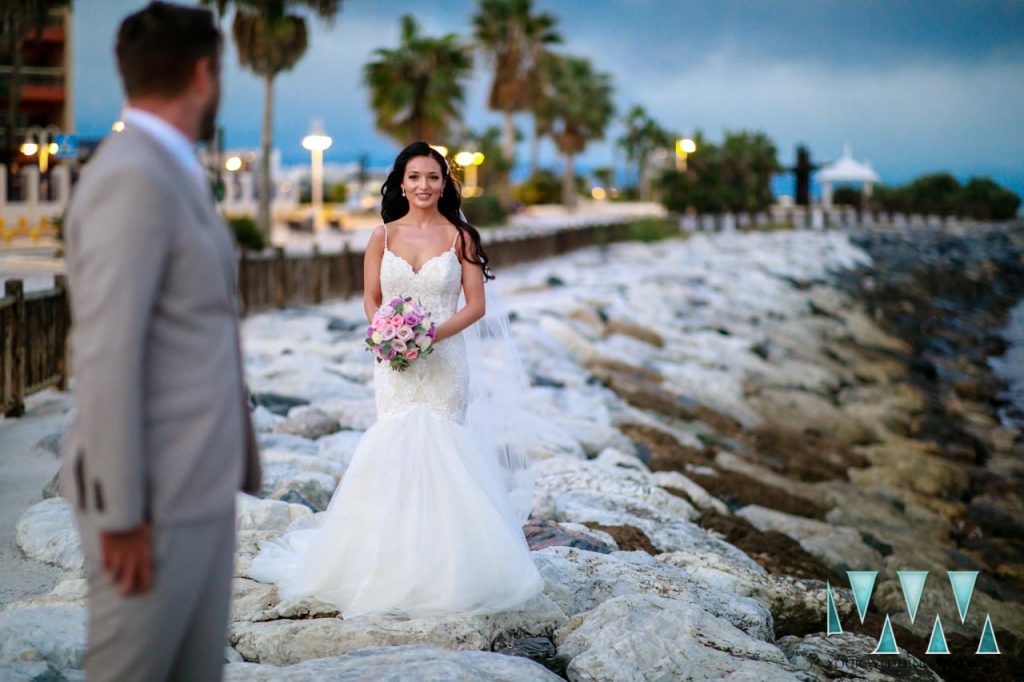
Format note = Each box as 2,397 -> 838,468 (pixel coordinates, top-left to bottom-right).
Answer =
380,141 -> 494,281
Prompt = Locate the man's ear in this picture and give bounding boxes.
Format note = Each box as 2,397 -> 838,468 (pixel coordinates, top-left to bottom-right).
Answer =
192,56 -> 215,96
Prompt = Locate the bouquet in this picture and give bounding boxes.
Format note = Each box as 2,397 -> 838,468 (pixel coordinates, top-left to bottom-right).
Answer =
365,296 -> 437,372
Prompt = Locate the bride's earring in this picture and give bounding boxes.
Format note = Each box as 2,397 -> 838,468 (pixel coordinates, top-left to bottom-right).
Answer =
401,188 -> 406,197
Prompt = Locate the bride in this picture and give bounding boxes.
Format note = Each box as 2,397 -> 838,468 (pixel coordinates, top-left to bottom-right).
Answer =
249,141 -> 544,618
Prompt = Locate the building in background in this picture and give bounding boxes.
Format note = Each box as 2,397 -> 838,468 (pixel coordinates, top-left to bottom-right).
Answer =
0,6 -> 74,177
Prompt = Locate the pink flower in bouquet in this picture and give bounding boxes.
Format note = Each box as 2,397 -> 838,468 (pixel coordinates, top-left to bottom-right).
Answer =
391,339 -> 407,353
377,305 -> 395,318
403,311 -> 422,326
404,349 -> 419,360
366,325 -> 374,337
396,326 -> 414,342
390,314 -> 404,327
380,325 -> 396,341
389,297 -> 404,308
426,325 -> 436,339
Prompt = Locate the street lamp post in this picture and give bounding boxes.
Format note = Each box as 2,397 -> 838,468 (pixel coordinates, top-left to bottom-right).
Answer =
20,125 -> 62,173
675,137 -> 696,172
301,119 -> 332,231
454,150 -> 485,197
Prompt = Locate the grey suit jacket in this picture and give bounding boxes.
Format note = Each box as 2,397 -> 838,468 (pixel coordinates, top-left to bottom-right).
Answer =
61,125 -> 261,532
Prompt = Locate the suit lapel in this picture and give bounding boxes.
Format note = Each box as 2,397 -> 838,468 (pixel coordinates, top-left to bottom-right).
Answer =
129,130 -> 238,306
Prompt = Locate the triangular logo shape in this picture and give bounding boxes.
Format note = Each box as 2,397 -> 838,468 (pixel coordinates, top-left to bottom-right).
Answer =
926,615 -> 949,654
848,571 -> 878,624
976,614 -> 1001,655
947,571 -> 978,623
872,613 -> 899,654
897,571 -> 928,624
826,581 -> 843,635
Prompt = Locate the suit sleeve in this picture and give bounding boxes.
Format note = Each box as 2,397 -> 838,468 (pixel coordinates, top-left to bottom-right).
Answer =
67,167 -> 175,532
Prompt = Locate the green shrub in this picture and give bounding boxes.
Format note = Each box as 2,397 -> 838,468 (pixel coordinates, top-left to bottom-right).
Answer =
228,216 -> 265,252
627,218 -> 680,242
461,194 -> 508,227
328,182 -> 349,204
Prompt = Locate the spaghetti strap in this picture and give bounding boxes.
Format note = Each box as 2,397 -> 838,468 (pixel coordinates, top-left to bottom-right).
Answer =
383,224 -> 388,250
451,230 -> 459,250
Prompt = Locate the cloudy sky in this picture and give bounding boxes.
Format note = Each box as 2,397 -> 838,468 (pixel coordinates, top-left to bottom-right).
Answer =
74,1 -> 1024,197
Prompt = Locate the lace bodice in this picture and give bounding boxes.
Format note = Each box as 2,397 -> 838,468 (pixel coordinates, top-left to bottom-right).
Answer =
374,226 -> 468,423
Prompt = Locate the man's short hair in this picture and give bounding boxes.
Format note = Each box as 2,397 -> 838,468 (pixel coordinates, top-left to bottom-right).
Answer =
115,1 -> 222,99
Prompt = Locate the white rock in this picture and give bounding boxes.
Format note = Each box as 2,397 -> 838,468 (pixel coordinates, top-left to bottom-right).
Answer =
778,632 -> 941,681
0,606 -> 86,677
315,429 -> 365,470
251,405 -> 283,433
15,498 -> 84,573
556,594 -> 803,681
655,551 -> 859,637
274,406 -> 340,439
736,504 -> 883,571
223,644 -> 562,681
650,470 -> 730,515
592,446 -> 649,473
236,493 -> 312,532
7,577 -> 88,611
532,456 -> 697,523
534,547 -> 772,641
541,490 -> 760,573
317,397 -> 378,431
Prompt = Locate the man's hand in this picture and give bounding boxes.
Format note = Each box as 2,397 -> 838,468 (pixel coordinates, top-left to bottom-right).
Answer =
100,523 -> 153,596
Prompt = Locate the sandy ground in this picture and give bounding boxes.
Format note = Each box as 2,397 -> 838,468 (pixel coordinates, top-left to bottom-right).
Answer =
0,390 -> 73,609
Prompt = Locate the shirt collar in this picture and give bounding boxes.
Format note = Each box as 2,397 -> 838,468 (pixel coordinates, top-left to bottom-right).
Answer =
122,107 -> 207,194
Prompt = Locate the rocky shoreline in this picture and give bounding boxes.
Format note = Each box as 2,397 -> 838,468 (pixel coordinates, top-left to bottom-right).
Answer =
4,227 -> 1023,680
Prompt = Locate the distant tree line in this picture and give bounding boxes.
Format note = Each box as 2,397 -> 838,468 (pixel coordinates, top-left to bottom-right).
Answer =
835,173 -> 1020,220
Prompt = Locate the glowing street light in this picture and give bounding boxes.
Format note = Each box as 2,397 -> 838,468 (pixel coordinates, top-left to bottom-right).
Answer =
301,119 -> 333,230
20,125 -> 61,172
112,120 -> 125,133
430,144 -> 449,159
454,150 -> 485,197
224,156 -> 243,172
675,137 -> 697,172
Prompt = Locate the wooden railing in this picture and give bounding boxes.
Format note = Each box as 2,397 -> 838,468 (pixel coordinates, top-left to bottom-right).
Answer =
1,220 -> 636,412
1,277 -> 70,417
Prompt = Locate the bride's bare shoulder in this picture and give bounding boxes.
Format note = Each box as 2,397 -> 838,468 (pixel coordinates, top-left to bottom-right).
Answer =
366,224 -> 388,255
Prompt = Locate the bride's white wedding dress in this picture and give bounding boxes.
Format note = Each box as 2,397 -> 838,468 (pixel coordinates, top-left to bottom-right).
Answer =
249,226 -> 544,618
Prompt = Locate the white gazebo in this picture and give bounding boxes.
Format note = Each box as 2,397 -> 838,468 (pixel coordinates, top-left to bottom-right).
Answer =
816,144 -> 880,208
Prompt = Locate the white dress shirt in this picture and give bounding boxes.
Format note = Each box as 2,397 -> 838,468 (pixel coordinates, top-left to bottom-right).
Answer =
122,107 -> 208,196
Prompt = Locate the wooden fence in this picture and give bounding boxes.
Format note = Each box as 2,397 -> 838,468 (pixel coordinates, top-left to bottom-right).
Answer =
1,277 -> 70,417
1,220 -> 636,414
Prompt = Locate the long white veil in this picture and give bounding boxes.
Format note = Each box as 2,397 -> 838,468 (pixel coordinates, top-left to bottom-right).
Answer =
457,249 -> 536,524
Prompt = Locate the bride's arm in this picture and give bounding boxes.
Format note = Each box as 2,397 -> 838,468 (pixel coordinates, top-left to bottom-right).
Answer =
434,236 -> 485,343
363,225 -> 386,323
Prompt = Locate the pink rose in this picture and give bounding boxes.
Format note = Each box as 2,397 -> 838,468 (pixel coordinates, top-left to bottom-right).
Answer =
396,326 -> 414,341
366,325 -> 374,337
391,339 -> 407,353
380,325 -> 396,340
426,325 -> 436,339
377,305 -> 395,318
390,314 -> 404,326
403,312 -> 422,326
389,297 -> 403,308
404,349 -> 419,360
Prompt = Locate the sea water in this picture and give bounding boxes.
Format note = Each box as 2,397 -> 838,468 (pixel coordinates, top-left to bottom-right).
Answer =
989,298 -> 1024,430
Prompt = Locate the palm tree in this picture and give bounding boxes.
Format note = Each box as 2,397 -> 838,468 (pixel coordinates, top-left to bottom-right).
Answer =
617,105 -> 672,201
364,15 -> 473,147
204,0 -> 342,238
535,55 -> 614,208
1,0 -> 72,168
471,0 -> 560,198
